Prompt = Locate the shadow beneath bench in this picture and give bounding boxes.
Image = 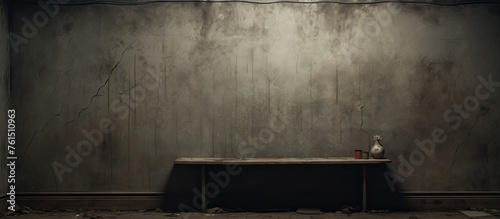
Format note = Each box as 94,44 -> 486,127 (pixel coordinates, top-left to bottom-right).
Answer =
162,164 -> 408,212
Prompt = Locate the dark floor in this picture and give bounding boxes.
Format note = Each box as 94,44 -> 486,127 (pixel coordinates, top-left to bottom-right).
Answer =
2,210 -> 500,219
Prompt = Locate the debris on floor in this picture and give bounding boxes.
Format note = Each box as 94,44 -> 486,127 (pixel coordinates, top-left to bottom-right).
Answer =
205,207 -> 227,214
75,212 -> 87,217
341,205 -> 360,216
482,208 -> 499,216
459,210 -> 492,217
296,207 -> 322,214
74,211 -> 106,219
3,205 -> 37,216
0,210 -> 490,218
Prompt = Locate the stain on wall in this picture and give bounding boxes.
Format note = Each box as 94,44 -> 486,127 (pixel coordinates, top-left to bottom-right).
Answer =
9,2 -> 500,195
0,0 -> 9,208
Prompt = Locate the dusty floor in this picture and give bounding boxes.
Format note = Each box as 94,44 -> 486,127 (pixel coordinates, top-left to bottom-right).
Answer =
1,211 -> 500,219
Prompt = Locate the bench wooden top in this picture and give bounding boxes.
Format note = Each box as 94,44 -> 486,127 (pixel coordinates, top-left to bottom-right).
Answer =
175,157 -> 391,165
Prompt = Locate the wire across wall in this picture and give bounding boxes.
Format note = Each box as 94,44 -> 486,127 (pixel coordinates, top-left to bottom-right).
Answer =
11,0 -> 500,6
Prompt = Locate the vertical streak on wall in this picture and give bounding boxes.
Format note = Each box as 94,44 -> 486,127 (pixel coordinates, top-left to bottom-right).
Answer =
309,61 -> 313,143
233,55 -> 238,157
212,61 -> 215,157
336,65 -> 341,145
250,50 -> 254,147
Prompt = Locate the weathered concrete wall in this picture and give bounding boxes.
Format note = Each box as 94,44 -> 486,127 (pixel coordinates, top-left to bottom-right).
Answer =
0,0 -> 9,210
9,2 -> 500,196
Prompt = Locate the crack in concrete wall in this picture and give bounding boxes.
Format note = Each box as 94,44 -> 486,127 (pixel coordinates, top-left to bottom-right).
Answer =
63,40 -> 136,128
20,95 -> 66,157
447,101 -> 486,174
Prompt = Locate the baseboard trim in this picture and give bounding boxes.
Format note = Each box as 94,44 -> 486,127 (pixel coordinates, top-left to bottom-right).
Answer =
400,191 -> 500,210
15,191 -> 500,210
17,192 -> 164,210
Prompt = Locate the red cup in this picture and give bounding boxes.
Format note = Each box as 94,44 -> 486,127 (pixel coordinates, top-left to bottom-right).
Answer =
354,149 -> 362,159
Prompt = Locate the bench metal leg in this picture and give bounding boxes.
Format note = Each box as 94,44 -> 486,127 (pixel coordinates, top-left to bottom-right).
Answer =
362,165 -> 367,212
202,164 -> 206,212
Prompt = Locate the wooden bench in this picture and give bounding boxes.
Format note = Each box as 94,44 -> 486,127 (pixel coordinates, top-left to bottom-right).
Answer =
174,157 -> 392,212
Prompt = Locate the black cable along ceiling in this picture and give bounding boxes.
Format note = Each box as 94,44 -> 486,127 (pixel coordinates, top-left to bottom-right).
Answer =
11,0 -> 500,5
